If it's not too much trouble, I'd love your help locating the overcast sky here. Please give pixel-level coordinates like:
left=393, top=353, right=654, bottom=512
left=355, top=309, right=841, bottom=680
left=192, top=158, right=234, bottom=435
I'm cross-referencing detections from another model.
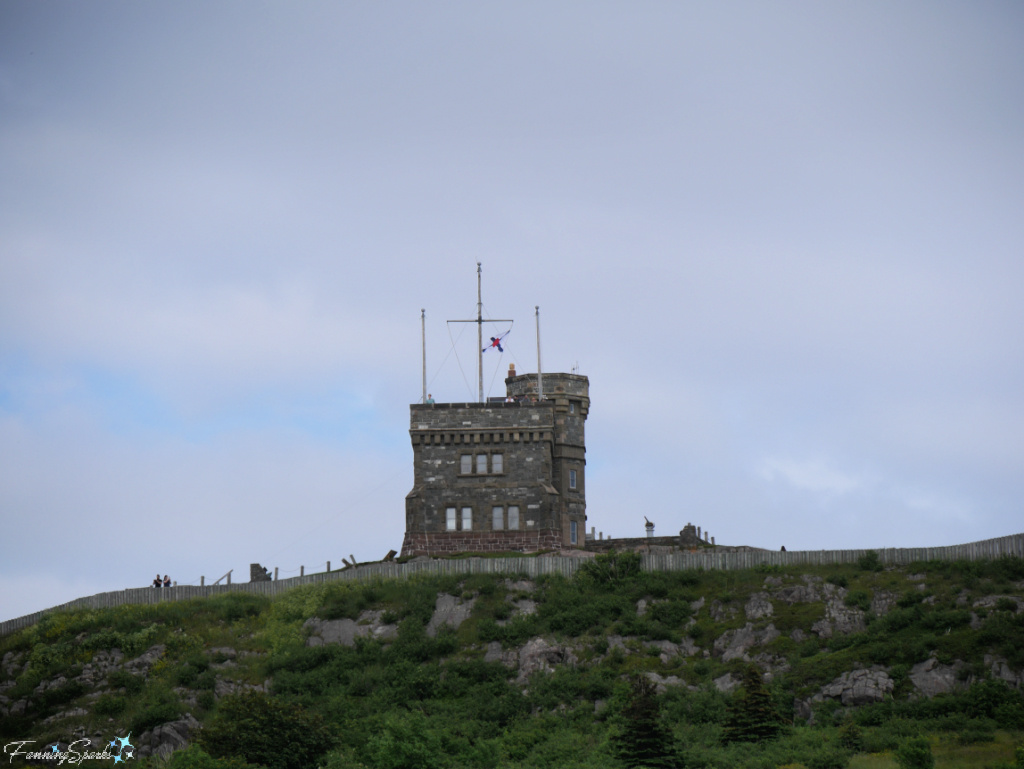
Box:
left=2, top=2, right=1022, bottom=623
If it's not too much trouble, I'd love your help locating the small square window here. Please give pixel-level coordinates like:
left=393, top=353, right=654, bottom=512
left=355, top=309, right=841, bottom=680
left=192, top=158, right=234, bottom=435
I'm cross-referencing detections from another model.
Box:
left=492, top=506, right=504, bottom=530
left=491, top=453, right=503, bottom=473
left=460, top=455, right=472, bottom=474
left=569, top=469, right=577, bottom=490
left=476, top=454, right=488, bottom=474
left=508, top=505, right=519, bottom=530
left=446, top=507, right=457, bottom=531
left=462, top=506, right=473, bottom=530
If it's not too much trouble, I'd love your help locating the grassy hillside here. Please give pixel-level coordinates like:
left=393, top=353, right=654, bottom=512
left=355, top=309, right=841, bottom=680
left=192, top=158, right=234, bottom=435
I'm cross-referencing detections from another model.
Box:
left=1, top=553, right=1023, bottom=768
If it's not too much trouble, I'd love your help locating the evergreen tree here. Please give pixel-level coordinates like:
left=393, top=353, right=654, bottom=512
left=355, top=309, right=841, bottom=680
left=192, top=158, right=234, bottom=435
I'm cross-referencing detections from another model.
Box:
left=721, top=667, right=783, bottom=743
left=611, top=675, right=680, bottom=768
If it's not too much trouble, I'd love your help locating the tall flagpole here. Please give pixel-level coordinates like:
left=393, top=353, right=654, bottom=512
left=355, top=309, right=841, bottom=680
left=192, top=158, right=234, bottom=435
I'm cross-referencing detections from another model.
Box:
left=536, top=306, right=544, bottom=400
left=476, top=263, right=483, bottom=403
left=421, top=308, right=427, bottom=404
left=448, top=263, right=513, bottom=403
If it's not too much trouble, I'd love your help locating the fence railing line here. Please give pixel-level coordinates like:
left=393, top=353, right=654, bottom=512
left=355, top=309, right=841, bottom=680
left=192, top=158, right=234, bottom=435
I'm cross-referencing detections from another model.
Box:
left=2, top=532, right=1021, bottom=637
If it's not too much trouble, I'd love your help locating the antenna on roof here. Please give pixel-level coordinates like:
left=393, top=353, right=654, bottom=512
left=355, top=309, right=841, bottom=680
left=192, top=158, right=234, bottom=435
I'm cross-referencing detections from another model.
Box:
left=536, top=306, right=544, bottom=400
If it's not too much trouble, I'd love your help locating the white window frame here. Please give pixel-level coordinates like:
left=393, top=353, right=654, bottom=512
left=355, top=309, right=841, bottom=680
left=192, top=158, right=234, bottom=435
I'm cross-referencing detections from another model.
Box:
left=460, top=454, right=472, bottom=474
left=508, top=505, right=519, bottom=530
left=569, top=469, right=577, bottom=490
left=476, top=454, right=488, bottom=474
left=446, top=507, right=457, bottom=531
left=491, top=453, right=503, bottom=474
left=492, top=506, right=504, bottom=530
left=462, top=506, right=473, bottom=530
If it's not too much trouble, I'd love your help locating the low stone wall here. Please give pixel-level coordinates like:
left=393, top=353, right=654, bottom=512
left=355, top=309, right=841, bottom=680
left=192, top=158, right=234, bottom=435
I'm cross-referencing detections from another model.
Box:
left=2, top=532, right=1022, bottom=637
left=401, top=529, right=561, bottom=556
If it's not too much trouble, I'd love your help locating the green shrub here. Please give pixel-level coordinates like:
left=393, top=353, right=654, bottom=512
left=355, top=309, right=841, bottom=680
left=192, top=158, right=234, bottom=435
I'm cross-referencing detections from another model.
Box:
left=576, top=551, right=642, bottom=585
left=161, top=745, right=264, bottom=768
left=366, top=710, right=442, bottom=769
left=837, top=722, right=863, bottom=752
left=648, top=600, right=693, bottom=628
left=995, top=597, right=1018, bottom=612
left=200, top=692, right=334, bottom=769
left=807, top=748, right=850, bottom=769
left=38, top=680, right=87, bottom=709
left=93, top=693, right=129, bottom=716
left=895, top=736, right=933, bottom=769
left=131, top=699, right=184, bottom=736
left=844, top=591, right=870, bottom=612
left=857, top=551, right=882, bottom=572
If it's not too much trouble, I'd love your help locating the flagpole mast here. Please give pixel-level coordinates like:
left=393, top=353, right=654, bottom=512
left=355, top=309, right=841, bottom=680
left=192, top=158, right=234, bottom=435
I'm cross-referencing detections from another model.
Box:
left=536, top=305, right=544, bottom=400
left=476, top=262, right=483, bottom=403
left=421, top=308, right=427, bottom=404
left=447, top=263, right=512, bottom=404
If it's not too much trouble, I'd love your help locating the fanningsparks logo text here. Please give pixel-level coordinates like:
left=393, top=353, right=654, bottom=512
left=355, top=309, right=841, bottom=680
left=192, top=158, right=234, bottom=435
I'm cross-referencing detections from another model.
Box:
left=4, top=733, right=135, bottom=764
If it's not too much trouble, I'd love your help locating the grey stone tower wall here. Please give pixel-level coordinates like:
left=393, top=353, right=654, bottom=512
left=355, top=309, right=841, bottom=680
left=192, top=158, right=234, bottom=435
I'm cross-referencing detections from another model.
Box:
left=506, top=371, right=589, bottom=547
left=402, top=401, right=563, bottom=556
left=401, top=369, right=590, bottom=557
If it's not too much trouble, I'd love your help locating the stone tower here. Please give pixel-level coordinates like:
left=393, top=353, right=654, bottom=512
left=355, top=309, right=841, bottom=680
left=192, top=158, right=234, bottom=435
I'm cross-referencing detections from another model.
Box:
left=401, top=364, right=590, bottom=557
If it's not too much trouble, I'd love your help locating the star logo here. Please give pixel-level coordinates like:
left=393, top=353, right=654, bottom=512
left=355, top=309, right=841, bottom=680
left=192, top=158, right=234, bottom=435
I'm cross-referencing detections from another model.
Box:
left=109, top=732, right=135, bottom=762
left=51, top=745, right=60, bottom=753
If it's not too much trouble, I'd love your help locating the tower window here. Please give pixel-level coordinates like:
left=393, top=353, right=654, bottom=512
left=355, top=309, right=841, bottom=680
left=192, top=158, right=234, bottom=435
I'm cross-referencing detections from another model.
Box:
left=569, top=469, right=577, bottom=490
left=446, top=507, right=457, bottom=531
left=570, top=520, right=578, bottom=545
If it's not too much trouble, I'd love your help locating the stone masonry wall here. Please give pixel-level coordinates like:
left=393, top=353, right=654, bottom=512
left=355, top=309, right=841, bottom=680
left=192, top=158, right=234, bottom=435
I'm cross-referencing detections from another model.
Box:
left=401, top=528, right=562, bottom=556
left=405, top=401, right=563, bottom=556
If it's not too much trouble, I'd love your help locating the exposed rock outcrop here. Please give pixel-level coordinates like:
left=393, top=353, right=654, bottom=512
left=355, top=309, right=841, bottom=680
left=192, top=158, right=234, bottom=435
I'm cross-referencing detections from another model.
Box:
left=909, top=657, right=962, bottom=697
left=713, top=623, right=779, bottom=661
left=985, top=655, right=1024, bottom=688
left=713, top=672, right=741, bottom=693
left=516, top=638, right=578, bottom=684
left=426, top=594, right=476, bottom=637
left=483, top=641, right=518, bottom=668
left=744, top=592, right=774, bottom=620
left=136, top=714, right=201, bottom=759
left=304, top=611, right=399, bottom=647
left=811, top=585, right=865, bottom=638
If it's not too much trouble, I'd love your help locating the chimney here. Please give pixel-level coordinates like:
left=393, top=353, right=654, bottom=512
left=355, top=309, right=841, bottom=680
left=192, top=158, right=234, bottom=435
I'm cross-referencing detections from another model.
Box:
left=508, top=363, right=516, bottom=378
